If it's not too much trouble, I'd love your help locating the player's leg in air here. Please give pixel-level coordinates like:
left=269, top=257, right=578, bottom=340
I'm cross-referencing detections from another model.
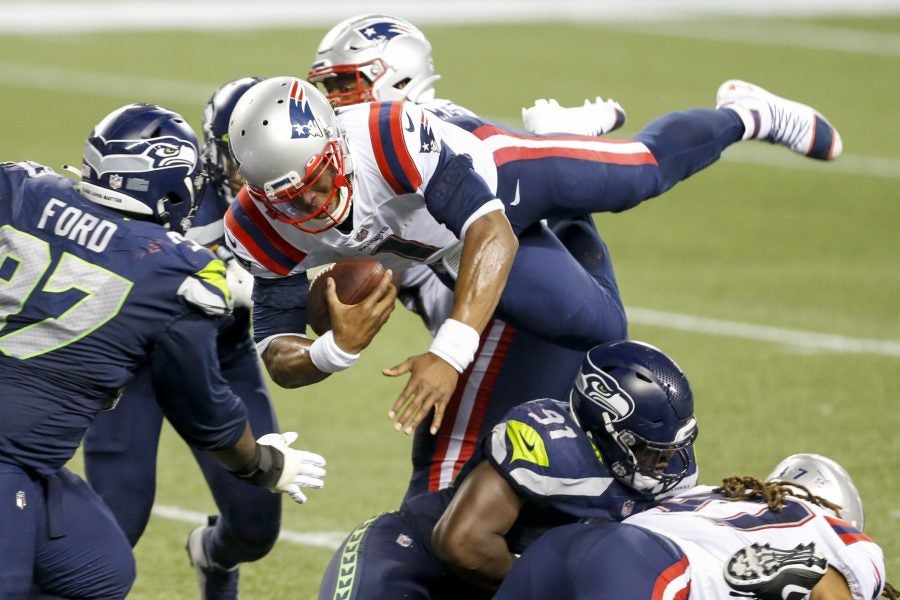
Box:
left=449, top=80, right=840, bottom=350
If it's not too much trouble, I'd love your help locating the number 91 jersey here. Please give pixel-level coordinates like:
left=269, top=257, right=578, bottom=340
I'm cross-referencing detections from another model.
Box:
left=484, top=398, right=698, bottom=550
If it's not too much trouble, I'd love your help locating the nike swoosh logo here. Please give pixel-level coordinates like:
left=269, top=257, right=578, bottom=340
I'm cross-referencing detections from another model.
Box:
left=520, top=433, right=535, bottom=452
left=404, top=112, right=415, bottom=132
left=510, top=179, right=521, bottom=206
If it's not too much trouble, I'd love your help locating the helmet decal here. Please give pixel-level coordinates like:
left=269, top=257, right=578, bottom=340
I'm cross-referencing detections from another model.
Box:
left=575, top=368, right=635, bottom=422
left=418, top=112, right=438, bottom=153
left=84, top=138, right=198, bottom=176
left=289, top=80, right=326, bottom=140
left=355, top=20, right=412, bottom=42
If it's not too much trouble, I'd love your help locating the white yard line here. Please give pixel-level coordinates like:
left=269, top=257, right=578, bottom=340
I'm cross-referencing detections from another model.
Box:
left=151, top=504, right=348, bottom=550
left=627, top=308, right=900, bottom=358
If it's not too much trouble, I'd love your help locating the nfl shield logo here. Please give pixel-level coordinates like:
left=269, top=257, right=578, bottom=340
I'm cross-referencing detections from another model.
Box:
left=109, top=174, right=123, bottom=190
left=16, top=490, right=26, bottom=510
left=354, top=228, right=369, bottom=242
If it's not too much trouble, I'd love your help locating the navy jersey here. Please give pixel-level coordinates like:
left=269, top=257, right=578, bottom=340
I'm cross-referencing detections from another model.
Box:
left=0, top=161, right=246, bottom=474
left=482, top=398, right=698, bottom=551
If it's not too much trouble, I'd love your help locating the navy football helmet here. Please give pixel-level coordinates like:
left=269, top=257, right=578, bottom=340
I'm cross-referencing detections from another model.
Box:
left=202, top=77, right=264, bottom=202
left=79, top=103, right=204, bottom=234
left=570, top=340, right=698, bottom=494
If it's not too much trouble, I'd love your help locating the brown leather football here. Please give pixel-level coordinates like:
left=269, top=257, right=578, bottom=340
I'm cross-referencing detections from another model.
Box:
left=306, top=257, right=386, bottom=335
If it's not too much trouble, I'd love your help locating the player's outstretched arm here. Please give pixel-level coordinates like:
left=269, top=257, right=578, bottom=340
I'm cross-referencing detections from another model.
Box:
left=384, top=210, right=517, bottom=435
left=432, top=461, right=524, bottom=590
left=209, top=423, right=326, bottom=505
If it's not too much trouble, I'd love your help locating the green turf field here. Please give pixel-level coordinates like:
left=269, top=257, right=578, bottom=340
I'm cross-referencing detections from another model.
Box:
left=1, top=12, right=898, bottom=599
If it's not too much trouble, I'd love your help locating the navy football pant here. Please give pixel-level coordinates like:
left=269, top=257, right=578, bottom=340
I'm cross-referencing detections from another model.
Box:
left=318, top=490, right=490, bottom=600
left=494, top=521, right=689, bottom=600
left=452, top=108, right=744, bottom=350
left=83, top=333, right=281, bottom=569
left=0, top=464, right=134, bottom=599
left=405, top=217, right=610, bottom=499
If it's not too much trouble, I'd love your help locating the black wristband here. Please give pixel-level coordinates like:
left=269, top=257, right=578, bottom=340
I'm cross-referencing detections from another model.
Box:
left=234, top=444, right=284, bottom=489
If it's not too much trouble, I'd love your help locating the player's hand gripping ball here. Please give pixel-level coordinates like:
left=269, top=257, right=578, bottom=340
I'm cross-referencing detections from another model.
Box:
left=307, top=257, right=387, bottom=335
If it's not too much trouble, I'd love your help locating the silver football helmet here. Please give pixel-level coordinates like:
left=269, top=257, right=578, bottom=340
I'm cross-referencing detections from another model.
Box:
left=308, top=14, right=440, bottom=107
left=767, top=453, right=865, bottom=531
left=227, top=76, right=353, bottom=233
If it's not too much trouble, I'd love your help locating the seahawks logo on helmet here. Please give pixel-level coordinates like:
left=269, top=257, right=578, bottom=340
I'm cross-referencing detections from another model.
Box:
left=574, top=369, right=635, bottom=422
left=84, top=137, right=198, bottom=175
left=356, top=21, right=411, bottom=42
left=288, top=80, right=325, bottom=140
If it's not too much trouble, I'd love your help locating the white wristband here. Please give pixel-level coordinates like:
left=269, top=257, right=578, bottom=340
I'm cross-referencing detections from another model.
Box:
left=428, top=319, right=480, bottom=373
left=309, top=330, right=360, bottom=374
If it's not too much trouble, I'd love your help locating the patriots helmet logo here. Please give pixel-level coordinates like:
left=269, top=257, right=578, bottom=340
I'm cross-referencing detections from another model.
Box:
left=356, top=21, right=412, bottom=42
left=574, top=368, right=635, bottom=422
left=419, top=113, right=438, bottom=153
left=288, top=80, right=326, bottom=140
left=83, top=137, right=198, bottom=175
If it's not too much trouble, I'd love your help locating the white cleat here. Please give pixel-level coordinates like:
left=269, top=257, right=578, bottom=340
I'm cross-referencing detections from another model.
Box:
left=716, top=79, right=842, bottom=160
left=522, top=97, right=626, bottom=137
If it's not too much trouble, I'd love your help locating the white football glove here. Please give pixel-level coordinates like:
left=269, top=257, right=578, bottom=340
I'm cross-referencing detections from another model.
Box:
left=225, top=258, right=254, bottom=309
left=522, top=97, right=626, bottom=137
left=255, top=432, right=327, bottom=504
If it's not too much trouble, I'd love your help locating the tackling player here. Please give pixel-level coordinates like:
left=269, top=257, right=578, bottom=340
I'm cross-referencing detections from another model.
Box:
left=82, top=78, right=287, bottom=599
left=494, top=454, right=895, bottom=600
left=0, top=103, right=326, bottom=598
left=316, top=340, right=699, bottom=598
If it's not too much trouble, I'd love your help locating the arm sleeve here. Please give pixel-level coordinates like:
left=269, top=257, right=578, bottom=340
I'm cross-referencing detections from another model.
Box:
left=250, top=272, right=311, bottom=344
left=423, top=143, right=504, bottom=238
left=150, top=312, right=248, bottom=451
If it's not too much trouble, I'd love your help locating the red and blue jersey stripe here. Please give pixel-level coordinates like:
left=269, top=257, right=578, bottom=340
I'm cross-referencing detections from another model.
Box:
left=470, top=123, right=658, bottom=167
left=368, top=102, right=423, bottom=195
left=825, top=515, right=872, bottom=545
left=224, top=188, right=307, bottom=276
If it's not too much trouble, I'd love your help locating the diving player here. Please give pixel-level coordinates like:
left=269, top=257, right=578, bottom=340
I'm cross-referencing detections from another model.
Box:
left=223, top=71, right=843, bottom=441
left=316, top=340, right=699, bottom=598
left=0, top=102, right=325, bottom=598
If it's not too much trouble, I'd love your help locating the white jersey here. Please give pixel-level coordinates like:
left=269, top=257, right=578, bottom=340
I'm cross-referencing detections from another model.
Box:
left=224, top=100, right=502, bottom=280
left=625, top=485, right=887, bottom=600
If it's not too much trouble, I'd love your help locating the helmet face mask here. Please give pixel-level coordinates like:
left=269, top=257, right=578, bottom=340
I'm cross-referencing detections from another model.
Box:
left=308, top=14, right=440, bottom=107
left=228, top=77, right=353, bottom=233
left=201, top=76, right=264, bottom=202
left=570, top=340, right=698, bottom=495
left=80, top=103, right=204, bottom=235
left=766, top=453, right=866, bottom=531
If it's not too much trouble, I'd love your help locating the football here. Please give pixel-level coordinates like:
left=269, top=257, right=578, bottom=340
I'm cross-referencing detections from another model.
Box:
left=306, top=257, right=387, bottom=335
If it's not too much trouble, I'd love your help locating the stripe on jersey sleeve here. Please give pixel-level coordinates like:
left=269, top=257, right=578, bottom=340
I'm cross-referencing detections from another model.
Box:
left=825, top=515, right=873, bottom=545
left=224, top=190, right=306, bottom=276
left=471, top=123, right=658, bottom=167
left=369, top=102, right=422, bottom=194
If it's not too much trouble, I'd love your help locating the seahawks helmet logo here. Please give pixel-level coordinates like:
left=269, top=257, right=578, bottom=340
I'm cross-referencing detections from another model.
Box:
left=575, top=369, right=634, bottom=422
left=84, top=137, right=198, bottom=175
